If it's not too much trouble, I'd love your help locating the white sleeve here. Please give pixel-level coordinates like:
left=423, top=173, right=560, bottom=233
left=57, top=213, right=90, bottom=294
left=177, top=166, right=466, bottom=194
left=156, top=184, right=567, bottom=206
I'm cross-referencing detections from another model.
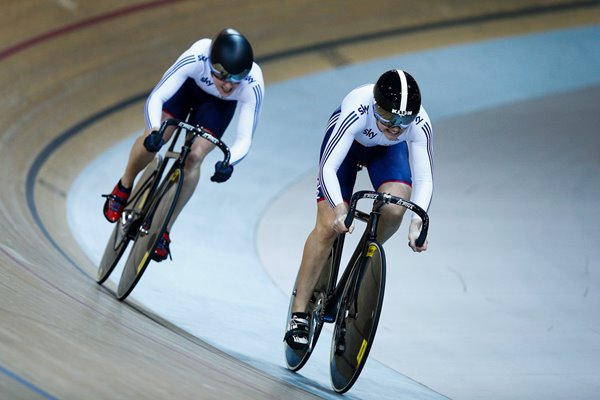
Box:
left=229, top=68, right=265, bottom=165
left=144, top=48, right=201, bottom=128
left=319, top=108, right=361, bottom=208
left=408, top=118, right=434, bottom=220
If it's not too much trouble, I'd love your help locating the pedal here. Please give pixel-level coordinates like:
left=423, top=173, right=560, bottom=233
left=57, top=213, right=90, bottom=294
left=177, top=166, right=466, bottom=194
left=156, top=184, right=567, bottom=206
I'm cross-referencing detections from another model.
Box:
left=139, top=221, right=150, bottom=235
left=119, top=210, right=132, bottom=226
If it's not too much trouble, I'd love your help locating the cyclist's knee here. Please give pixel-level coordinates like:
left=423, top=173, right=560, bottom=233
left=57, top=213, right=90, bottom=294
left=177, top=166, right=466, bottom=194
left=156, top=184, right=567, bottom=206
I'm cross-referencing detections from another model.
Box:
left=186, top=140, right=214, bottom=168
left=314, top=220, right=339, bottom=245
left=185, top=151, right=205, bottom=169
left=381, top=203, right=407, bottom=223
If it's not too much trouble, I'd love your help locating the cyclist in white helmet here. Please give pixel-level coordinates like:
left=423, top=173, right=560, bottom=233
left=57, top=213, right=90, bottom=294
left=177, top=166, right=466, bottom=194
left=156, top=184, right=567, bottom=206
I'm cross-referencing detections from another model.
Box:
left=285, top=69, right=434, bottom=350
left=102, top=28, right=264, bottom=261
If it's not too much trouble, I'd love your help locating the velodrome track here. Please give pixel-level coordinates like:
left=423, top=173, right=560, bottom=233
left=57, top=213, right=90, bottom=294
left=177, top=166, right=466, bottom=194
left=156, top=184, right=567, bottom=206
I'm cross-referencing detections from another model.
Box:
left=2, top=1, right=599, bottom=399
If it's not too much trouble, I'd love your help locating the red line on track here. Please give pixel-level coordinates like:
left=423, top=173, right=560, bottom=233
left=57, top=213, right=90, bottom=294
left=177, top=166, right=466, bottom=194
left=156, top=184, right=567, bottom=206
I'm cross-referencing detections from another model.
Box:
left=0, top=0, right=187, bottom=61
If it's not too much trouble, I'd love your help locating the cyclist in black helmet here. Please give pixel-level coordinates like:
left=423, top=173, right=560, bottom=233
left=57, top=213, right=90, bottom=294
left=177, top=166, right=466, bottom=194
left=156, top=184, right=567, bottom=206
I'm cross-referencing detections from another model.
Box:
left=284, top=69, right=434, bottom=350
left=102, top=28, right=264, bottom=261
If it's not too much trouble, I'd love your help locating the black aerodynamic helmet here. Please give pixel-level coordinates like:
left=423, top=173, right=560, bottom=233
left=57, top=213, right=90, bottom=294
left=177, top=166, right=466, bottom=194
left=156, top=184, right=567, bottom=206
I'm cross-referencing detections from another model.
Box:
left=373, top=69, right=421, bottom=127
left=209, top=28, right=254, bottom=82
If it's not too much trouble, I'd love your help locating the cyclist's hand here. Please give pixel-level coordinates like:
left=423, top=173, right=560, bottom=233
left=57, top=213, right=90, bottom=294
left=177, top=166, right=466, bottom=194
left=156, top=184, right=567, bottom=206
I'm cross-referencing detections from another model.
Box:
left=211, top=161, right=234, bottom=183
left=332, top=203, right=354, bottom=234
left=408, top=219, right=428, bottom=252
left=143, top=130, right=164, bottom=153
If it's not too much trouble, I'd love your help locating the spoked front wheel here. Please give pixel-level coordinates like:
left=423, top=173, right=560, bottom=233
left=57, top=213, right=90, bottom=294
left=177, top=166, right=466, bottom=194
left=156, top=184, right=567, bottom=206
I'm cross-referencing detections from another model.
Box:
left=116, top=167, right=182, bottom=300
left=97, top=155, right=162, bottom=284
left=284, top=290, right=327, bottom=371
left=330, top=242, right=386, bottom=393
left=284, top=245, right=336, bottom=371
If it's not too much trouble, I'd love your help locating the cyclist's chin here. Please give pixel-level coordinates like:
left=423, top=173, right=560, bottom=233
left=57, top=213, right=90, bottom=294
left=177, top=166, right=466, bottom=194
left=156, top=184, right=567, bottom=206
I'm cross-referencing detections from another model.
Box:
left=383, top=131, right=402, bottom=141
left=216, top=83, right=237, bottom=97
left=216, top=88, right=233, bottom=97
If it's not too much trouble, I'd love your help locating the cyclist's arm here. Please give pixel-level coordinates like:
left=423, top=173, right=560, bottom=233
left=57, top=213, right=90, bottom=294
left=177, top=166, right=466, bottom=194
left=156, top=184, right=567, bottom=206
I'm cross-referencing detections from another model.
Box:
left=228, top=67, right=265, bottom=166
left=144, top=43, right=205, bottom=129
left=407, top=119, right=434, bottom=222
left=319, top=109, right=360, bottom=208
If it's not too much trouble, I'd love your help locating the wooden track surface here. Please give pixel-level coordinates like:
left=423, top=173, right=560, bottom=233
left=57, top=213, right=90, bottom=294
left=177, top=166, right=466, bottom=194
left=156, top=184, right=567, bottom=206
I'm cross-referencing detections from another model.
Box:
left=1, top=1, right=599, bottom=398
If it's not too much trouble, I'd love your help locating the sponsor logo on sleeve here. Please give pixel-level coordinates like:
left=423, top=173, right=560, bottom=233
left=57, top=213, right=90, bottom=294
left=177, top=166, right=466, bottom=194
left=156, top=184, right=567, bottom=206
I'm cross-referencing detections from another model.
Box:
left=358, top=104, right=369, bottom=115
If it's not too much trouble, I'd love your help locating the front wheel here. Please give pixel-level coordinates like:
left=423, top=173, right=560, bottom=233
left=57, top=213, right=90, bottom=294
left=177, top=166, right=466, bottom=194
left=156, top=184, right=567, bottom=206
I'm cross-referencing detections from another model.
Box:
left=330, top=242, right=386, bottom=393
left=116, top=167, right=182, bottom=300
left=96, top=155, right=162, bottom=284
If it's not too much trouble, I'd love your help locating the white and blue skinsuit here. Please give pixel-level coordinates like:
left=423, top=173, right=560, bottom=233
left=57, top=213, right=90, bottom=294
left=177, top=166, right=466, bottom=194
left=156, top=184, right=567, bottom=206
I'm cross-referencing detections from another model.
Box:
left=144, top=38, right=265, bottom=166
left=317, top=84, right=434, bottom=219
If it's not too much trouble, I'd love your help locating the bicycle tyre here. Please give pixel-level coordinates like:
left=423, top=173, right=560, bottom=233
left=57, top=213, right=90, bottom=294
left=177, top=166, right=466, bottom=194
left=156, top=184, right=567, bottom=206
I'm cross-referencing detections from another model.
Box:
left=284, top=246, right=336, bottom=371
left=97, top=156, right=162, bottom=284
left=330, top=242, right=386, bottom=393
left=116, top=167, right=182, bottom=300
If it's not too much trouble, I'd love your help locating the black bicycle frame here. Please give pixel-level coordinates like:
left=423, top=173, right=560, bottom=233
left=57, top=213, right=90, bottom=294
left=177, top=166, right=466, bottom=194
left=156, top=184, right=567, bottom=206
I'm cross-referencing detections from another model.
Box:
left=322, top=190, right=429, bottom=323
left=322, top=209, right=376, bottom=322
left=136, top=118, right=231, bottom=231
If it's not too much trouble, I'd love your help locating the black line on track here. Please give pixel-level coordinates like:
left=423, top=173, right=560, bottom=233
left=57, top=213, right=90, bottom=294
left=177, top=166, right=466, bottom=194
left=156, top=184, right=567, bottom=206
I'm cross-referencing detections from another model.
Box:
left=19, top=3, right=597, bottom=396
left=24, top=1, right=600, bottom=276
left=25, top=92, right=149, bottom=277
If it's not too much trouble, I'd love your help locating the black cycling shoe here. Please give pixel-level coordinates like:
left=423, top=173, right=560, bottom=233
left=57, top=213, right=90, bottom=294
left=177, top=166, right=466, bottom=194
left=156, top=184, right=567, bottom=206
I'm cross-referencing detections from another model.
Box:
left=284, top=312, right=309, bottom=350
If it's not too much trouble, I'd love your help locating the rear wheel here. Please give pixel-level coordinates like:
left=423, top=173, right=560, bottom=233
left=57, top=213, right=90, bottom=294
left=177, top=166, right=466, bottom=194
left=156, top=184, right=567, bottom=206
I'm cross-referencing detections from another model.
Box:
left=284, top=243, right=337, bottom=371
left=97, top=156, right=162, bottom=284
left=116, top=167, right=182, bottom=300
left=330, top=242, right=385, bottom=393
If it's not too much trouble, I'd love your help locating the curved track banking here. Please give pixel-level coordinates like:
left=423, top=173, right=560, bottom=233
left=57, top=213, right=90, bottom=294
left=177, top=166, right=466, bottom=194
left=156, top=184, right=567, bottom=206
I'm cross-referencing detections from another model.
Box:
left=1, top=1, right=599, bottom=398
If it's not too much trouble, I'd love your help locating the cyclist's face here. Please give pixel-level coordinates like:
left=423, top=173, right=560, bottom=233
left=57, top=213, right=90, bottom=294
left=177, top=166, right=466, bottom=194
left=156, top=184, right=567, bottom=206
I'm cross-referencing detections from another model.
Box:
left=212, top=75, right=240, bottom=97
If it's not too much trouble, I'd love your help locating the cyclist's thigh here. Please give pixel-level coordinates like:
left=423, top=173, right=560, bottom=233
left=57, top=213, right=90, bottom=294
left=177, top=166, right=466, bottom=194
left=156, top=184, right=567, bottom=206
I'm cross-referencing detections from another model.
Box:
left=186, top=94, right=234, bottom=167
left=190, top=97, right=236, bottom=139
left=163, top=78, right=237, bottom=138
left=369, top=143, right=412, bottom=218
left=367, top=141, right=412, bottom=190
left=162, top=78, right=200, bottom=121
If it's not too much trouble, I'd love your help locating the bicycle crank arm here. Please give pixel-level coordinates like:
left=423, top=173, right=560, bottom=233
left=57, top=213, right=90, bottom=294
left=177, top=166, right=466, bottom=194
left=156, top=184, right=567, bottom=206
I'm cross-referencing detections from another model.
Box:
left=323, top=296, right=341, bottom=323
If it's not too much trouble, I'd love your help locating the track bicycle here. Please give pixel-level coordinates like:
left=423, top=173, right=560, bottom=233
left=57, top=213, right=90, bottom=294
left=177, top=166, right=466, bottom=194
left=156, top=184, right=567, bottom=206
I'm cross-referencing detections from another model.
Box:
left=96, top=117, right=230, bottom=300
left=284, top=190, right=429, bottom=393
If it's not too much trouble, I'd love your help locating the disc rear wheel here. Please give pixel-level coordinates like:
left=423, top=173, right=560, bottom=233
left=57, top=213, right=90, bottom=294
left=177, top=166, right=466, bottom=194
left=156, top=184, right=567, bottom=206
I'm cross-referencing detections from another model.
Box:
left=330, top=242, right=385, bottom=393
